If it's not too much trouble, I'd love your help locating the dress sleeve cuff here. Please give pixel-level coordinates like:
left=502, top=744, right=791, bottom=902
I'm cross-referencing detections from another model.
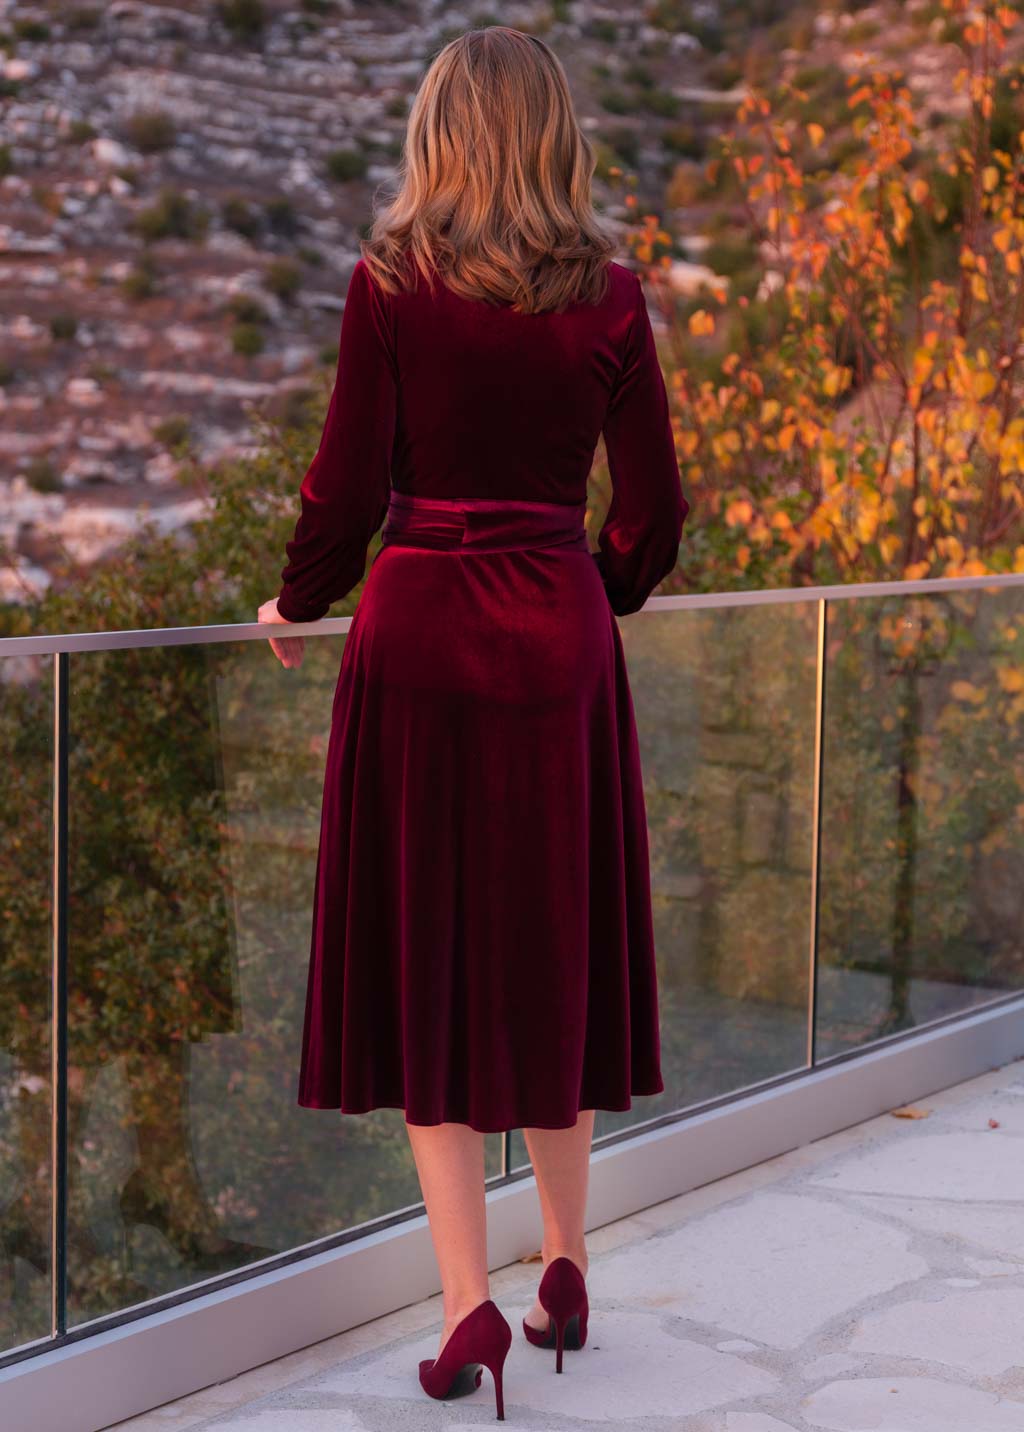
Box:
left=275, top=587, right=328, bottom=624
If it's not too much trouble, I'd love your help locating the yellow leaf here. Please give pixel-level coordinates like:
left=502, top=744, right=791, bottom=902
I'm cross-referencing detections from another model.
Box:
left=807, top=122, right=825, bottom=147
left=983, top=165, right=1000, bottom=192
left=725, top=498, right=753, bottom=527
left=761, top=398, right=781, bottom=424
left=678, top=430, right=700, bottom=458
left=997, top=667, right=1024, bottom=693
left=689, top=308, right=715, bottom=337
left=778, top=424, right=797, bottom=452
left=910, top=178, right=929, bottom=204
left=951, top=680, right=985, bottom=703
left=891, top=1105, right=931, bottom=1119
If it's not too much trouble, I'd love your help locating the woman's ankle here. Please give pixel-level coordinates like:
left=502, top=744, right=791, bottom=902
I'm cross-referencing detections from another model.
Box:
left=542, top=1241, right=588, bottom=1275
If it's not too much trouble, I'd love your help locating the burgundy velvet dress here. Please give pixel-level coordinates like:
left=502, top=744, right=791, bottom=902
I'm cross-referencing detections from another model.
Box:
left=277, top=255, right=689, bottom=1132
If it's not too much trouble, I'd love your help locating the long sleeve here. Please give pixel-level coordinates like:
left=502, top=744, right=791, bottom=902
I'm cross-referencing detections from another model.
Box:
left=594, top=273, right=689, bottom=616
left=276, top=258, right=397, bottom=623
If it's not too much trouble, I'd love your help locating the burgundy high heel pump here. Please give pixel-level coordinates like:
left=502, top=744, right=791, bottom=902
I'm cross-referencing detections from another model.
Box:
left=418, top=1298, right=512, bottom=1420
left=522, top=1255, right=589, bottom=1372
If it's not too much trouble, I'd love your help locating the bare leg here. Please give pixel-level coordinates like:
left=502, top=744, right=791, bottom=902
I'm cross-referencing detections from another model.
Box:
left=405, top=1120, right=491, bottom=1359
left=521, top=1109, right=594, bottom=1331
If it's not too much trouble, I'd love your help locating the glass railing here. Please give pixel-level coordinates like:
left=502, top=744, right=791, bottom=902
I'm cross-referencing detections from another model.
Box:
left=2, top=571, right=1022, bottom=1362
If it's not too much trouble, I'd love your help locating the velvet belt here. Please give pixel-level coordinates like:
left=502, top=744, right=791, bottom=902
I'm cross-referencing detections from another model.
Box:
left=380, top=491, right=591, bottom=556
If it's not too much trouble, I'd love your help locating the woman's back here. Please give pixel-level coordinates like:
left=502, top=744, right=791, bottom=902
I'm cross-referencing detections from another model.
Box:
left=386, top=258, right=653, bottom=504
left=276, top=255, right=687, bottom=622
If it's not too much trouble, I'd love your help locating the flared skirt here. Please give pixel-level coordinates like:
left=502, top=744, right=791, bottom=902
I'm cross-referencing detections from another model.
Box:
left=296, top=494, right=664, bottom=1132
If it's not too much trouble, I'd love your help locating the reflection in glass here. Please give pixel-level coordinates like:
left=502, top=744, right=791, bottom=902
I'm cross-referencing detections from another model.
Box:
left=816, top=585, right=1024, bottom=1058
left=511, top=600, right=819, bottom=1168
left=66, top=633, right=498, bottom=1327
left=0, top=653, right=53, bottom=1350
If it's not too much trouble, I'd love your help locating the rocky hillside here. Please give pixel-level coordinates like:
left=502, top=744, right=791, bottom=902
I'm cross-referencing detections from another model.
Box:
left=0, top=0, right=994, bottom=606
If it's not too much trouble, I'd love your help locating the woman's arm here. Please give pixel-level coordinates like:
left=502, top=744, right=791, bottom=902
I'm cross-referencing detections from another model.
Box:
left=275, top=258, right=397, bottom=624
left=595, top=272, right=689, bottom=616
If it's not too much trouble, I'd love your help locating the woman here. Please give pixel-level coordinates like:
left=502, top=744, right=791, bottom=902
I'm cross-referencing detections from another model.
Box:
left=258, top=26, right=688, bottom=1422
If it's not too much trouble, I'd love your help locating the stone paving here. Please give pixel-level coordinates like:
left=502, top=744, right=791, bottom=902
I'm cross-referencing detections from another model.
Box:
left=108, top=1055, right=1024, bottom=1431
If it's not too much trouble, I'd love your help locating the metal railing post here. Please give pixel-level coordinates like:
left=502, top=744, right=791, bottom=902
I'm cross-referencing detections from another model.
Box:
left=51, top=651, right=69, bottom=1336
left=806, top=599, right=828, bottom=1069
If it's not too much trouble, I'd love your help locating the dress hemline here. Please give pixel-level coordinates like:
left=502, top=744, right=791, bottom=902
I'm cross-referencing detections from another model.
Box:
left=296, top=1080, right=665, bottom=1134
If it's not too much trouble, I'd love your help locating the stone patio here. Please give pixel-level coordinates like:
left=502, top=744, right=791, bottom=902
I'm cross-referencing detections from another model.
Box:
left=107, top=1055, right=1024, bottom=1432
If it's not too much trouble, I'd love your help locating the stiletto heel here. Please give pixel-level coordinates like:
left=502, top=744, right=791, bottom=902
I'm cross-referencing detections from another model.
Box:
left=522, top=1254, right=589, bottom=1372
left=489, top=1356, right=505, bottom=1420
left=418, top=1297, right=512, bottom=1420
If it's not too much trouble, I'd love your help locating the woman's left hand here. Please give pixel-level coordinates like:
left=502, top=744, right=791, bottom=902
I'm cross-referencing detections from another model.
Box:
left=258, top=597, right=307, bottom=670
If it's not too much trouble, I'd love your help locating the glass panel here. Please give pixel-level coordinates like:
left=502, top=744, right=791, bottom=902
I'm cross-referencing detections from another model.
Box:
left=510, top=600, right=819, bottom=1169
left=67, top=633, right=499, bottom=1326
left=0, top=651, right=54, bottom=1350
left=816, top=584, right=1024, bottom=1059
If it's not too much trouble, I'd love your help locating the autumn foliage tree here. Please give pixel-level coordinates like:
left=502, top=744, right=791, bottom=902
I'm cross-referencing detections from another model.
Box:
left=621, top=0, right=1024, bottom=596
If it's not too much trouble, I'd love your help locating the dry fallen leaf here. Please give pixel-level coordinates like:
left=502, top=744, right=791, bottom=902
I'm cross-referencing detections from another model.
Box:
left=890, top=1105, right=931, bottom=1119
left=989, top=1117, right=1001, bottom=1128
left=520, top=1250, right=544, bottom=1263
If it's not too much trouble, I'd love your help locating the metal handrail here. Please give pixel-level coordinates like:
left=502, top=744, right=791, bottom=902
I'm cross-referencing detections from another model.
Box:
left=1, top=571, right=1021, bottom=657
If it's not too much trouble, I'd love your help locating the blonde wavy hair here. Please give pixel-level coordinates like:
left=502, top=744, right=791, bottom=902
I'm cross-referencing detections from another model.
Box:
left=360, top=26, right=616, bottom=315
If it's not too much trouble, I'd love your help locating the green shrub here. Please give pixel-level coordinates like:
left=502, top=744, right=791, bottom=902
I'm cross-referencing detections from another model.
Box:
left=153, top=415, right=192, bottom=453
left=599, top=89, right=632, bottom=116
left=231, top=322, right=265, bottom=356
left=68, top=119, right=96, bottom=144
left=326, top=147, right=367, bottom=182
left=216, top=0, right=266, bottom=39
left=221, top=193, right=261, bottom=239
left=605, top=126, right=640, bottom=167
left=226, top=293, right=269, bottom=324
left=640, top=88, right=680, bottom=118
left=25, top=457, right=61, bottom=491
left=663, top=121, right=704, bottom=159
left=14, top=18, right=50, bottom=41
left=0, top=144, right=12, bottom=177
left=134, top=189, right=209, bottom=243
left=846, top=19, right=881, bottom=44
left=124, top=109, right=177, bottom=154
left=49, top=313, right=78, bottom=341
left=624, top=62, right=654, bottom=89
left=264, top=196, right=298, bottom=236
left=262, top=258, right=301, bottom=302
left=122, top=254, right=159, bottom=300
left=705, top=234, right=758, bottom=278
left=592, top=142, right=622, bottom=182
